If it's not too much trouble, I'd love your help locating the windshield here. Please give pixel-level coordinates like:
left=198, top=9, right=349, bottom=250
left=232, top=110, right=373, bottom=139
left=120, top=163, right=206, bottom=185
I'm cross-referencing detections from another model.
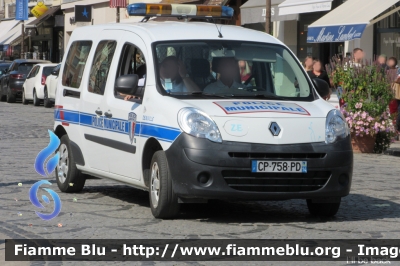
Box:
left=153, top=41, right=314, bottom=101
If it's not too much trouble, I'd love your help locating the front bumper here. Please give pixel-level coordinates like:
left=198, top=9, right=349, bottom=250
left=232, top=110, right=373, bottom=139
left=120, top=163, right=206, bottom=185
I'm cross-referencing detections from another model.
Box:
left=165, top=134, right=353, bottom=201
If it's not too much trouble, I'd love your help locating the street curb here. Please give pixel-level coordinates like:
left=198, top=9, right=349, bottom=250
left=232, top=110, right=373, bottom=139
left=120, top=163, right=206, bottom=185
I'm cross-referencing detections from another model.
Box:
left=384, top=148, right=400, bottom=157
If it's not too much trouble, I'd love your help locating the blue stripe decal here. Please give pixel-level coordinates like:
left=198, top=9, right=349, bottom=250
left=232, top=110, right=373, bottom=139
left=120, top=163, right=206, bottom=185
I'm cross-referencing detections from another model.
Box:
left=140, top=123, right=181, bottom=142
left=55, top=109, right=181, bottom=142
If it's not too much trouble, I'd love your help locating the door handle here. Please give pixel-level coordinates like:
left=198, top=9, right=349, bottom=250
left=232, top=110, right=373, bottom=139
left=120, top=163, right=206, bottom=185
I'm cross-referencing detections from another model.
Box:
left=104, top=111, right=112, bottom=118
left=95, top=109, right=102, bottom=116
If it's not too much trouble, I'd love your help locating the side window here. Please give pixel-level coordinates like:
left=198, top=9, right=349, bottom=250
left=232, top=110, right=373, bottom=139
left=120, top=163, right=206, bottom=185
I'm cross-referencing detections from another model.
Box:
left=33, top=66, right=40, bottom=77
left=62, top=41, right=92, bottom=88
left=115, top=43, right=146, bottom=99
left=269, top=54, right=299, bottom=97
left=9, top=62, right=16, bottom=71
left=28, top=66, right=38, bottom=78
left=88, top=40, right=117, bottom=95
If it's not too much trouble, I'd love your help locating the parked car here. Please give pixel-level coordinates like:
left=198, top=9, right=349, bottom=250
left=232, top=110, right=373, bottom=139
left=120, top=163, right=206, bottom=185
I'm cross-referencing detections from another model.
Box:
left=0, top=62, right=12, bottom=101
left=0, top=59, right=51, bottom=103
left=43, top=64, right=61, bottom=108
left=22, top=63, right=57, bottom=106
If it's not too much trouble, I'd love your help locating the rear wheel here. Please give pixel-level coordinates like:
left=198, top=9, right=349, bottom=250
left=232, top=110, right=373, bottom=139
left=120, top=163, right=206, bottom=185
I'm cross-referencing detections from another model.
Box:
left=0, top=88, right=5, bottom=101
left=33, top=89, right=40, bottom=106
left=21, top=88, right=28, bottom=105
left=6, top=88, right=16, bottom=103
left=55, top=134, right=86, bottom=193
left=43, top=87, right=51, bottom=108
left=149, top=151, right=180, bottom=219
left=306, top=199, right=341, bottom=217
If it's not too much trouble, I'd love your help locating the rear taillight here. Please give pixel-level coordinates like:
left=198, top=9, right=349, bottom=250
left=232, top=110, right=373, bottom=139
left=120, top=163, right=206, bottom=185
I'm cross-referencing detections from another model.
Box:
left=10, top=74, right=23, bottom=79
left=41, top=75, right=46, bottom=85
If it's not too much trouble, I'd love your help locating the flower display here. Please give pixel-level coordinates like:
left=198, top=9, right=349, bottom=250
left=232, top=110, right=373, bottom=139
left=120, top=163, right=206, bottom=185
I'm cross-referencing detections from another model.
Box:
left=327, top=56, right=398, bottom=153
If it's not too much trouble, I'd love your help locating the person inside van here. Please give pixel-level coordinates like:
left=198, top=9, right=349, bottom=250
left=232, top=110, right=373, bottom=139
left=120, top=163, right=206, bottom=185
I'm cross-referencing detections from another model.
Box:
left=203, top=57, right=243, bottom=94
left=123, top=56, right=200, bottom=101
left=159, top=56, right=200, bottom=93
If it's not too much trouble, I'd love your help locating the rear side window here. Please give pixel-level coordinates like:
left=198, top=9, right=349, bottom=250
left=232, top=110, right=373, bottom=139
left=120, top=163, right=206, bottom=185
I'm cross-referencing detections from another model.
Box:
left=62, top=41, right=92, bottom=88
left=88, top=40, right=117, bottom=95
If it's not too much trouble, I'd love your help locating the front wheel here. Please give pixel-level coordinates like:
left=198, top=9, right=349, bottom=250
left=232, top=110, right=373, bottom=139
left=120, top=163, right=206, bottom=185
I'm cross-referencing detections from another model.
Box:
left=22, top=88, right=28, bottom=105
left=306, top=199, right=341, bottom=217
left=149, top=151, right=180, bottom=219
left=55, top=134, right=86, bottom=193
left=33, top=89, right=40, bottom=106
left=43, top=87, right=51, bottom=108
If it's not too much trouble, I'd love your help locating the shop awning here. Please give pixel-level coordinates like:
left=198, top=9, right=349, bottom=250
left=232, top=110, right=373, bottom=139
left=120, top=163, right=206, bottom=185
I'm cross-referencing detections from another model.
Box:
left=0, top=20, right=20, bottom=40
left=26, top=6, right=61, bottom=28
left=307, top=0, right=400, bottom=43
left=278, top=0, right=333, bottom=16
left=0, top=17, right=36, bottom=45
left=240, top=0, right=298, bottom=25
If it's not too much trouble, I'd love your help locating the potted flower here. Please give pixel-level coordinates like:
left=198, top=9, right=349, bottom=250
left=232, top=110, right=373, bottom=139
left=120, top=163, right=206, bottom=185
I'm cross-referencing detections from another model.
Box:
left=327, top=56, right=397, bottom=153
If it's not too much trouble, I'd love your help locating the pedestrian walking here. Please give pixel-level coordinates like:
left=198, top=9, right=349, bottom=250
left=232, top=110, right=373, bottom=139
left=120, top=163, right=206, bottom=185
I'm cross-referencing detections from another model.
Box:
left=378, top=54, right=388, bottom=71
left=307, top=59, right=332, bottom=100
left=304, top=56, right=313, bottom=71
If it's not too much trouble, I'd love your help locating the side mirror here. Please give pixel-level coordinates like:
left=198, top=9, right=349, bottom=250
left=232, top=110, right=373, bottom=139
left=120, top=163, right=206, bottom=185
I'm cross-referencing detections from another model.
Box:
left=312, top=78, right=330, bottom=99
left=115, top=74, right=139, bottom=95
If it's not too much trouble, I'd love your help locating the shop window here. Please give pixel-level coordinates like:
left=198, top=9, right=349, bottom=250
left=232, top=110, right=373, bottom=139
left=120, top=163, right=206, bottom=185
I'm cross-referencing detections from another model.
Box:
left=62, top=41, right=92, bottom=89
left=88, top=40, right=117, bottom=95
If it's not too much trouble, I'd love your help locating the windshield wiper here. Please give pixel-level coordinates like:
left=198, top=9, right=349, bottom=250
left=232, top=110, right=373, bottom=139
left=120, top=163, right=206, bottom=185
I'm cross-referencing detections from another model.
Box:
left=190, top=92, right=233, bottom=98
left=252, top=94, right=287, bottom=100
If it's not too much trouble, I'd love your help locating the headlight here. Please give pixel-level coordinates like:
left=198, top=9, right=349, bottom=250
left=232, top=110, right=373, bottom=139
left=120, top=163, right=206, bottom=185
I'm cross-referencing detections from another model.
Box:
left=325, top=109, right=349, bottom=144
left=178, top=107, right=222, bottom=143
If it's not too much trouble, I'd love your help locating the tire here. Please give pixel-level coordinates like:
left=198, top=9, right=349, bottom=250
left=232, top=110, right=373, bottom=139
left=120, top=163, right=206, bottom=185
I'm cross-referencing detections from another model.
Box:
left=21, top=88, right=28, bottom=105
left=306, top=199, right=341, bottom=217
left=149, top=151, right=180, bottom=219
left=55, top=134, right=86, bottom=193
left=0, top=87, right=5, bottom=101
left=43, top=87, right=51, bottom=108
left=6, top=88, right=16, bottom=103
left=33, top=89, right=40, bottom=106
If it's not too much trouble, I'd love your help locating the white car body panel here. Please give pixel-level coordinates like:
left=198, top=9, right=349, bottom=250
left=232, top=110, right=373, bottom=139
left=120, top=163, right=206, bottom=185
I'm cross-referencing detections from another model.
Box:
left=45, top=64, right=60, bottom=100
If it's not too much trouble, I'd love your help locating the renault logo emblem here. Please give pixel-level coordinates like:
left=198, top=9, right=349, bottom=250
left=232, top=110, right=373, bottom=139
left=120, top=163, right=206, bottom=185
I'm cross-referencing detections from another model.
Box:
left=269, top=122, right=281, bottom=136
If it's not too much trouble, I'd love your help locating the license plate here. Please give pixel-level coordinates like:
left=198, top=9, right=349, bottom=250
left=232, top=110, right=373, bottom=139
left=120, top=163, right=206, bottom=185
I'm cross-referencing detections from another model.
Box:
left=251, top=161, right=307, bottom=173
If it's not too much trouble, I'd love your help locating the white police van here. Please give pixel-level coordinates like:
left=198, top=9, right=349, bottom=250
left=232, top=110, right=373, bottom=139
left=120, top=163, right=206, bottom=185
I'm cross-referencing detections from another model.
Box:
left=53, top=3, right=353, bottom=218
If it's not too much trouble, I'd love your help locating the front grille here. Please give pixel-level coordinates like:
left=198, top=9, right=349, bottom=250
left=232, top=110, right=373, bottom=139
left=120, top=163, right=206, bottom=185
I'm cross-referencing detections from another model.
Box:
left=228, top=152, right=326, bottom=159
left=222, top=170, right=331, bottom=192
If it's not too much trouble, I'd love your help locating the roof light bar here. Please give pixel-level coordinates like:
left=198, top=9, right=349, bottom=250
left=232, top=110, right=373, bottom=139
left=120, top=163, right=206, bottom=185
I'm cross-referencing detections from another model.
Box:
left=127, top=3, right=234, bottom=19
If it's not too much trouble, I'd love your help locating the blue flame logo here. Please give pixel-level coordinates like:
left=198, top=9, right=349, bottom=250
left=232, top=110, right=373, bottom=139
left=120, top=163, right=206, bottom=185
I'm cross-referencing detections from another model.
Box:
left=29, top=180, right=62, bottom=220
left=34, top=130, right=60, bottom=177
left=30, top=130, right=62, bottom=221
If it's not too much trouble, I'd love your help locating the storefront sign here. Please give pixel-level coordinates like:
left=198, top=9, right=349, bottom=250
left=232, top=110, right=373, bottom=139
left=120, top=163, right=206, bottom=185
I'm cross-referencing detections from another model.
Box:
left=31, top=1, right=49, bottom=18
left=15, top=0, right=28, bottom=20
left=307, top=24, right=367, bottom=43
left=75, top=5, right=92, bottom=22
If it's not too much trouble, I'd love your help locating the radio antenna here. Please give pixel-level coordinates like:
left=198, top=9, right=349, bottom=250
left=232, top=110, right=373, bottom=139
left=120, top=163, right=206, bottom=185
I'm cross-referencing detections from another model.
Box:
left=212, top=18, right=223, bottom=38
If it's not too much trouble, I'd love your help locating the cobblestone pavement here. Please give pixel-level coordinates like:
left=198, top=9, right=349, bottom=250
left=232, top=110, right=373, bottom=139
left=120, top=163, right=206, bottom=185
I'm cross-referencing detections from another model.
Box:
left=1, top=101, right=400, bottom=266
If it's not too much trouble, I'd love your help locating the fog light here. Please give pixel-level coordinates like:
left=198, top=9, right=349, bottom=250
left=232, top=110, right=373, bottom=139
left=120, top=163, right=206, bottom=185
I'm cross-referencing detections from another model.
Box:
left=197, top=172, right=211, bottom=186
left=338, top=174, right=349, bottom=186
